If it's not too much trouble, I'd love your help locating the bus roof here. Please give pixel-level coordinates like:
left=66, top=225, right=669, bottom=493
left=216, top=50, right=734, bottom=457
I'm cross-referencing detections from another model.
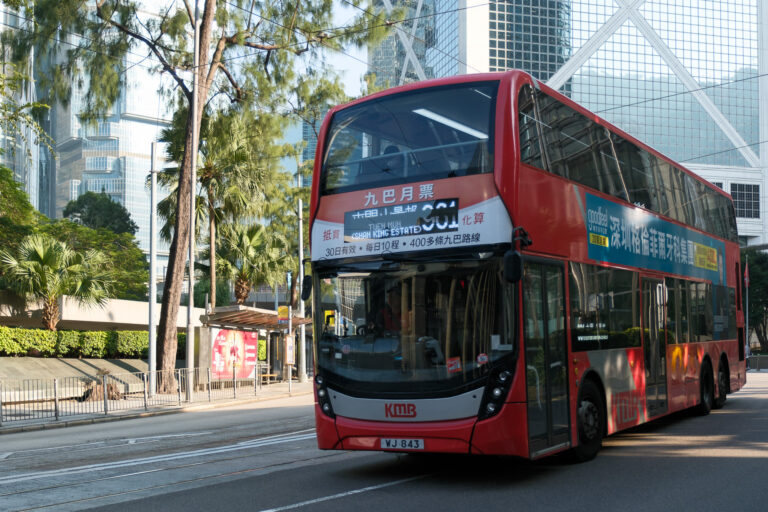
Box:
left=322, top=70, right=732, bottom=203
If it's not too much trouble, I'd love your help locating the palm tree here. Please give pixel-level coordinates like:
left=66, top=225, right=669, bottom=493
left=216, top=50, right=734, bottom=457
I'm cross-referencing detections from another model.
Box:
left=157, top=108, right=290, bottom=309
left=0, top=234, right=113, bottom=330
left=217, top=223, right=288, bottom=305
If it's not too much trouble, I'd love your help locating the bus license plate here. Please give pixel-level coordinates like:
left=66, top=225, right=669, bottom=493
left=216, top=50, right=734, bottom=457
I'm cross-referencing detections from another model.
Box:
left=380, top=438, right=424, bottom=450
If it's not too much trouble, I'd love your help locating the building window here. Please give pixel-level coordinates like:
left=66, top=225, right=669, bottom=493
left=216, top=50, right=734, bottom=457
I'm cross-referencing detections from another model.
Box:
left=731, top=183, right=760, bottom=218
left=712, top=182, right=723, bottom=189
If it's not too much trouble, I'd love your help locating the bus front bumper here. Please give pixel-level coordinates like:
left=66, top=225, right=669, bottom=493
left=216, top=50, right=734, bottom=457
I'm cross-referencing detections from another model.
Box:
left=315, top=402, right=529, bottom=457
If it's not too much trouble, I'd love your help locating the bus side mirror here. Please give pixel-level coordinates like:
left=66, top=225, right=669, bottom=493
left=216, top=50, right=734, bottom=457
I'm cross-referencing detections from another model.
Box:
left=503, top=250, right=523, bottom=283
left=301, top=275, right=313, bottom=301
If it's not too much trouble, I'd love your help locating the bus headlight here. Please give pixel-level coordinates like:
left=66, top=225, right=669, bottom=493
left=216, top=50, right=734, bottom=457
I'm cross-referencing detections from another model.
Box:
left=315, top=374, right=335, bottom=418
left=478, top=368, right=514, bottom=420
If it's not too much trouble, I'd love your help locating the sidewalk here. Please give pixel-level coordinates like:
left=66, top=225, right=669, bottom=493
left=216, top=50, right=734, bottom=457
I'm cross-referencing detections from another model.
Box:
left=0, top=379, right=314, bottom=435
left=0, top=357, right=314, bottom=435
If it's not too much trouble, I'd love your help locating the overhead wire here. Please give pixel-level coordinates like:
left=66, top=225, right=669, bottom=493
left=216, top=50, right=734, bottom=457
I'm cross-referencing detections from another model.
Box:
left=0, top=4, right=764, bottom=167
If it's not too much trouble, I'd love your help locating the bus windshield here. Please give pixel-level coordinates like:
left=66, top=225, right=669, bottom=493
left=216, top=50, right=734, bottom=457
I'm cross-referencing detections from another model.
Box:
left=321, top=81, right=498, bottom=195
left=315, top=257, right=516, bottom=395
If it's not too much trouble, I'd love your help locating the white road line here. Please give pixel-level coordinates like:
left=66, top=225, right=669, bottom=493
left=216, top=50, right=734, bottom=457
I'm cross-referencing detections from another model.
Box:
left=126, top=432, right=213, bottom=444
left=257, top=475, right=430, bottom=512
left=0, top=431, right=316, bottom=485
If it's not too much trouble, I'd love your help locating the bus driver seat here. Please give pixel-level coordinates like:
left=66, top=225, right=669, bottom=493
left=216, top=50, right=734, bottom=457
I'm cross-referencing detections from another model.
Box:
left=381, top=145, right=404, bottom=176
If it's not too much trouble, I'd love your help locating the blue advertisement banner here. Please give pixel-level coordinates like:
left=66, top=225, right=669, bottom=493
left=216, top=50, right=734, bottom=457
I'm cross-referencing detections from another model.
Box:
left=585, top=193, right=726, bottom=285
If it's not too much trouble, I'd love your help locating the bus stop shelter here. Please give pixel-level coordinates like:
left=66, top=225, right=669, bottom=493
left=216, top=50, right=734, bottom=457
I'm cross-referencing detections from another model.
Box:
left=199, top=305, right=312, bottom=382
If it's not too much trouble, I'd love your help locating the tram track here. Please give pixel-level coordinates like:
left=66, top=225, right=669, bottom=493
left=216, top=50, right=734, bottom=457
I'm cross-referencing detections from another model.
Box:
left=0, top=430, right=340, bottom=511
left=8, top=452, right=351, bottom=512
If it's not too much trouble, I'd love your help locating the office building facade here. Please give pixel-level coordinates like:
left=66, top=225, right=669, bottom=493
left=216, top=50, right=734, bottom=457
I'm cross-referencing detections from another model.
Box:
left=369, top=0, right=765, bottom=245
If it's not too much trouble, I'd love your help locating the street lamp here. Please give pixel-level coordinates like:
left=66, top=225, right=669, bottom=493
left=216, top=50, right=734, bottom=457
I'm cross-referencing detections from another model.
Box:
left=298, top=194, right=307, bottom=383
left=148, top=141, right=158, bottom=396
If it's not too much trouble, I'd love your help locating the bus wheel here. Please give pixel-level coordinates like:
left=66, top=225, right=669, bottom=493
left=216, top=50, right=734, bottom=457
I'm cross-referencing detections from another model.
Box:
left=573, top=379, right=604, bottom=462
left=697, top=361, right=714, bottom=415
left=713, top=360, right=728, bottom=409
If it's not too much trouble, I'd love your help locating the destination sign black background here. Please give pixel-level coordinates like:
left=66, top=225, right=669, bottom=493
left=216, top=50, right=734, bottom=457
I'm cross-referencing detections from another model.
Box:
left=344, top=198, right=460, bottom=242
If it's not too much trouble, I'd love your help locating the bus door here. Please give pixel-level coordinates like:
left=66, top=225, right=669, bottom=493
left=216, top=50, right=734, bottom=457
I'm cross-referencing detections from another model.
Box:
left=642, top=277, right=668, bottom=417
left=523, top=260, right=570, bottom=457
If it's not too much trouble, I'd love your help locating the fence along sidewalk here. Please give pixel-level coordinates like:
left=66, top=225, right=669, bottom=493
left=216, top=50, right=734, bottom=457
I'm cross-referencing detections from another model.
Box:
left=0, top=363, right=280, bottom=426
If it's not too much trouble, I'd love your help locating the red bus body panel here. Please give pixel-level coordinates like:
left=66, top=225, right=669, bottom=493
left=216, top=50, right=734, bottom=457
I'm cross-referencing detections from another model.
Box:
left=310, top=69, right=746, bottom=459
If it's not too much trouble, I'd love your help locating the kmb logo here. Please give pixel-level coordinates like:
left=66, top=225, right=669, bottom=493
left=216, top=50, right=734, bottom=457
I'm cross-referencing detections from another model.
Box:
left=384, top=403, right=417, bottom=418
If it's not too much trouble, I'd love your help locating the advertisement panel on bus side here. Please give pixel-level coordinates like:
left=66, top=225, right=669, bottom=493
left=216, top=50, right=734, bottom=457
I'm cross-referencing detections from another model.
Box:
left=311, top=174, right=512, bottom=261
left=585, top=193, right=726, bottom=285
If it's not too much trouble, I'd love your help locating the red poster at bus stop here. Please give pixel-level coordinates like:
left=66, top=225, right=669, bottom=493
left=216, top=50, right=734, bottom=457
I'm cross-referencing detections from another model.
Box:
left=211, top=328, right=259, bottom=380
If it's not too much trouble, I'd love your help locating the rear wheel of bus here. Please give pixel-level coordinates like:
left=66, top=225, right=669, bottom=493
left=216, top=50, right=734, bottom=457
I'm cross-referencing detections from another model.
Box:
left=697, top=361, right=714, bottom=415
left=573, top=379, right=605, bottom=462
left=714, top=358, right=729, bottom=409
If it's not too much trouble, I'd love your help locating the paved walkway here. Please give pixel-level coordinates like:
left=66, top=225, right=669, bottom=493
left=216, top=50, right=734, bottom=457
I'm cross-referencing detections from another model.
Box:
left=0, top=357, right=314, bottom=435
left=0, top=379, right=313, bottom=435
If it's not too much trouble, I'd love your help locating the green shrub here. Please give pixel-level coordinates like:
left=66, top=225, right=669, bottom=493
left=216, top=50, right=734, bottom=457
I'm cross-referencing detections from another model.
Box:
left=0, top=327, right=176, bottom=359
left=0, top=326, right=56, bottom=356
left=80, top=331, right=109, bottom=357
left=177, top=332, right=186, bottom=360
left=114, top=331, right=149, bottom=358
left=56, top=330, right=81, bottom=357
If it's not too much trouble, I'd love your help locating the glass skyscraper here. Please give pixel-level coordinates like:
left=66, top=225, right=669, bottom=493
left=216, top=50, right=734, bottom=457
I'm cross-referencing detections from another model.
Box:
left=47, top=54, right=173, bottom=256
left=368, top=0, right=438, bottom=87
left=368, top=0, right=765, bottom=245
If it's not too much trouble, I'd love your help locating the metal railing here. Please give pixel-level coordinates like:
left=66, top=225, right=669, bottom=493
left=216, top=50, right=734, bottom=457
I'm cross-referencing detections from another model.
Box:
left=747, top=355, right=768, bottom=371
left=0, top=364, right=284, bottom=426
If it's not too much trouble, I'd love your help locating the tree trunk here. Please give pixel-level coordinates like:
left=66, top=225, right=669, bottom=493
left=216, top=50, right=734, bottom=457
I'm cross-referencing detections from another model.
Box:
left=156, top=112, right=195, bottom=393
left=235, top=278, right=250, bottom=305
left=42, top=296, right=59, bottom=331
left=756, top=320, right=768, bottom=353
left=290, top=264, right=298, bottom=308
left=155, top=0, right=216, bottom=393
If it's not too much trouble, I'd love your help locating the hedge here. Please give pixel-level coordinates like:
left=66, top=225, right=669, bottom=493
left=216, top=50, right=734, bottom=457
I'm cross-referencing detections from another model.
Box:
left=0, top=326, right=187, bottom=359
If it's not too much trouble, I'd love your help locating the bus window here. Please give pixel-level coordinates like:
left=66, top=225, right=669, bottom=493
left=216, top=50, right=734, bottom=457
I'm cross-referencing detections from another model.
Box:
left=569, top=263, right=640, bottom=351
left=320, top=82, right=498, bottom=195
left=518, top=86, right=544, bottom=169
left=665, top=278, right=678, bottom=344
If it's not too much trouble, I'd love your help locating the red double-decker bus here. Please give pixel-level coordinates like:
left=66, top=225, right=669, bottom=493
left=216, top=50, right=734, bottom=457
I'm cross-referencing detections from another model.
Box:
left=306, top=70, right=746, bottom=461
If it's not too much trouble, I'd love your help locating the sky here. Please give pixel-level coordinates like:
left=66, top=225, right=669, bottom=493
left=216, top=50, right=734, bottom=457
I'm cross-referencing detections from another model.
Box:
left=328, top=2, right=369, bottom=97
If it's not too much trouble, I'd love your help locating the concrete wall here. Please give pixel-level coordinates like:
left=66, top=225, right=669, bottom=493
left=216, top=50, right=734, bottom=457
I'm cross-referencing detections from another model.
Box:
left=0, top=292, right=205, bottom=332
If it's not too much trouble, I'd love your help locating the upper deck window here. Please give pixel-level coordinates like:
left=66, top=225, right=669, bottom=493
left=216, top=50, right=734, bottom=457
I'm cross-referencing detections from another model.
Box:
left=321, top=82, right=498, bottom=195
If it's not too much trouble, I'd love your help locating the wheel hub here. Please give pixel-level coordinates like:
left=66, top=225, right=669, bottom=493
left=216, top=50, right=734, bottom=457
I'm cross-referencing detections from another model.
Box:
left=579, top=400, right=599, bottom=440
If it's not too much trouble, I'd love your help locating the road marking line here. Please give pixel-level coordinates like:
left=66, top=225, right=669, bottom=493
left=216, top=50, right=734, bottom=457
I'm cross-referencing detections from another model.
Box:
left=0, top=431, right=316, bottom=485
left=126, top=432, right=213, bottom=444
left=257, top=475, right=430, bottom=512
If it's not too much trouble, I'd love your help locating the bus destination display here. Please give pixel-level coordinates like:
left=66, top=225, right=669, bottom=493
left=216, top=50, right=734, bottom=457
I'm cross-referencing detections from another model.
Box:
left=344, top=198, right=459, bottom=242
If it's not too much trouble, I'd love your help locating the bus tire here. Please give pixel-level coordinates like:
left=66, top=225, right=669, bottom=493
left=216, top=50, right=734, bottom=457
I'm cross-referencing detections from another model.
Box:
left=696, top=361, right=714, bottom=416
left=713, top=359, right=728, bottom=409
left=573, top=379, right=604, bottom=462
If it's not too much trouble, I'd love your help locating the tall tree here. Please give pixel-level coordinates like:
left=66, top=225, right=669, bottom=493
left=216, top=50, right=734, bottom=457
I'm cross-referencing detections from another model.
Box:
left=0, top=234, right=114, bottom=330
left=8, top=0, right=391, bottom=387
left=217, top=223, right=288, bottom=304
left=742, top=249, right=768, bottom=353
left=63, top=191, right=139, bottom=235
left=39, top=220, right=148, bottom=301
left=158, top=106, right=293, bottom=310
left=0, top=164, right=38, bottom=254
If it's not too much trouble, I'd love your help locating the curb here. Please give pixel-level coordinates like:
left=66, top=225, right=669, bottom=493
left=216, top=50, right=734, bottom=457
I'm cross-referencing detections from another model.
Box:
left=0, top=389, right=314, bottom=435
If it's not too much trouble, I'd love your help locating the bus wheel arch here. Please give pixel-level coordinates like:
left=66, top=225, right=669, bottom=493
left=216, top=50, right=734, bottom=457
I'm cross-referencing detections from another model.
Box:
left=572, top=373, right=606, bottom=462
left=713, top=354, right=729, bottom=409
left=697, top=357, right=714, bottom=415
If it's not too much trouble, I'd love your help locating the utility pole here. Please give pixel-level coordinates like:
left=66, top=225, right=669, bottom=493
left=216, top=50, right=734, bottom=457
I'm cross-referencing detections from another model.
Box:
left=149, top=142, right=157, bottom=396
left=298, top=173, right=307, bottom=382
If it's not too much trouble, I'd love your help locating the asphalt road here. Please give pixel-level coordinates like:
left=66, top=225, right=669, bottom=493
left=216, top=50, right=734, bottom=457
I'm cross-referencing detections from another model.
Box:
left=2, top=373, right=768, bottom=512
